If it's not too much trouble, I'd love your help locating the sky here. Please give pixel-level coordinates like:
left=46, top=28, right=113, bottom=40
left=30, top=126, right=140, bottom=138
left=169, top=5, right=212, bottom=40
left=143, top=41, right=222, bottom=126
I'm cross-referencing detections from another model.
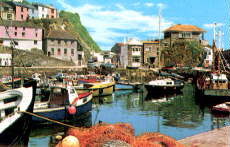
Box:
left=30, top=0, right=229, bottom=50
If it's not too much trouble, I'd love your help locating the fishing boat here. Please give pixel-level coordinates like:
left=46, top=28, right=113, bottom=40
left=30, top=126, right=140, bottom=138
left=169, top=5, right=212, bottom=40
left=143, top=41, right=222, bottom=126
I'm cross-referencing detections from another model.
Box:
left=196, top=39, right=230, bottom=98
left=33, top=86, right=93, bottom=123
left=144, top=78, right=184, bottom=94
left=0, top=80, right=37, bottom=146
left=211, top=102, right=230, bottom=113
left=75, top=80, right=115, bottom=97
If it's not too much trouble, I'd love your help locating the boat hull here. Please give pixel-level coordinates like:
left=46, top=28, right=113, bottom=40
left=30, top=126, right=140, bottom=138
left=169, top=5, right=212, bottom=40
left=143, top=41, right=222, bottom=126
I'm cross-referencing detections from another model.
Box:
left=115, top=84, right=134, bottom=90
left=144, top=84, right=184, bottom=94
left=33, top=100, right=92, bottom=123
left=0, top=80, right=36, bottom=146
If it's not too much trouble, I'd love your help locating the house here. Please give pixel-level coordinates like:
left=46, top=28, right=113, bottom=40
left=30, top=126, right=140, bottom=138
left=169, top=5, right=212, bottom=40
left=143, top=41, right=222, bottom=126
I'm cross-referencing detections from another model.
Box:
left=103, top=51, right=116, bottom=64
left=203, top=47, right=213, bottom=68
left=32, top=3, right=58, bottom=19
left=0, top=2, right=15, bottom=20
left=0, top=53, right=11, bottom=66
left=111, top=43, right=125, bottom=66
left=6, top=1, right=30, bottom=21
left=143, top=41, right=159, bottom=67
left=120, top=38, right=143, bottom=68
left=163, top=24, right=206, bottom=47
left=0, top=20, right=43, bottom=50
left=43, top=30, right=84, bottom=66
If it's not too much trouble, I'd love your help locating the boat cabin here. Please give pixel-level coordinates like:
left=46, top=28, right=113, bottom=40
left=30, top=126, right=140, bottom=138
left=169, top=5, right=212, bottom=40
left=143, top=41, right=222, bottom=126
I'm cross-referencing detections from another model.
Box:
left=210, top=73, right=228, bottom=89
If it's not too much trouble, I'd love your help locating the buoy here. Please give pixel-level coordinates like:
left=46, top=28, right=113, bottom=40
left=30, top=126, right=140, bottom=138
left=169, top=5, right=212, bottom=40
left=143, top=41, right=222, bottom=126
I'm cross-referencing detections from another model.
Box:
left=68, top=105, right=76, bottom=115
left=61, top=135, right=80, bottom=147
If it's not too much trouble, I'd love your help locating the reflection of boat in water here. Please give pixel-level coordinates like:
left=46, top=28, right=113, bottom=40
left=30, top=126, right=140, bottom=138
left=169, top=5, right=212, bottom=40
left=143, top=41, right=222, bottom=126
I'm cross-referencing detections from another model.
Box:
left=0, top=80, right=37, bottom=146
left=114, top=90, right=133, bottom=97
left=145, top=92, right=183, bottom=104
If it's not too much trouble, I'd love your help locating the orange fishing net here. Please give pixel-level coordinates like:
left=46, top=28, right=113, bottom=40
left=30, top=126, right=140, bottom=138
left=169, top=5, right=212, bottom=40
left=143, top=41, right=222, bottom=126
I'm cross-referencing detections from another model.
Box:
left=56, top=123, right=187, bottom=147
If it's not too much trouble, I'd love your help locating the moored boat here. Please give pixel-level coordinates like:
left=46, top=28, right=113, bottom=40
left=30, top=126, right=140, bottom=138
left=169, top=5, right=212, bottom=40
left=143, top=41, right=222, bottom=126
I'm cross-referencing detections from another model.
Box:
left=211, top=102, right=230, bottom=113
left=75, top=81, right=115, bottom=97
left=33, top=86, right=93, bottom=123
left=0, top=80, right=37, bottom=146
left=144, top=78, right=184, bottom=94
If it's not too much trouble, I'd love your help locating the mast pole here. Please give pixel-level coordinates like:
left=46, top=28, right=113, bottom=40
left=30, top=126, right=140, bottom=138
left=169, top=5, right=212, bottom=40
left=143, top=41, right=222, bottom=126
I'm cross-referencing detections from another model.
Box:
left=158, top=8, right=161, bottom=68
left=11, top=45, right=14, bottom=89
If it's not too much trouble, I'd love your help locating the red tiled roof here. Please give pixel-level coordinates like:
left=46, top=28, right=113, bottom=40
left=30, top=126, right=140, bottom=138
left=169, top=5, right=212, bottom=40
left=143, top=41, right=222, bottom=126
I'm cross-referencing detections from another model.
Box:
left=164, top=24, right=206, bottom=32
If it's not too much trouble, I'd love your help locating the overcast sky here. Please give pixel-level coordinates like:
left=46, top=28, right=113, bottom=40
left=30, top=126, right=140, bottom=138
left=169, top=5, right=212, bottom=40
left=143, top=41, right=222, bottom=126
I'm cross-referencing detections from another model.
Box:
left=30, top=0, right=229, bottom=50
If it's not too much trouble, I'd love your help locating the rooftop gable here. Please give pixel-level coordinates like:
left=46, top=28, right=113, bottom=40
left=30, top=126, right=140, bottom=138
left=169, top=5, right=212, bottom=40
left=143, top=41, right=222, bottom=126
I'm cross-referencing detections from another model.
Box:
left=164, top=24, right=206, bottom=33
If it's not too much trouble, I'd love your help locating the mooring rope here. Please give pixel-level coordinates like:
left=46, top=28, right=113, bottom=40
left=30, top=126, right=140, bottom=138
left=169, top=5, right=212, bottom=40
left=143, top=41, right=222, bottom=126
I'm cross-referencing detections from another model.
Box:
left=19, top=111, right=79, bottom=129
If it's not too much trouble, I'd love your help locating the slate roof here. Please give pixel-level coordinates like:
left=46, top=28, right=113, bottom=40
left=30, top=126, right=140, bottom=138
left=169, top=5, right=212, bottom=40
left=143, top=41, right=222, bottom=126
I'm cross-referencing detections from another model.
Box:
left=45, top=30, right=76, bottom=40
left=164, top=24, right=206, bottom=32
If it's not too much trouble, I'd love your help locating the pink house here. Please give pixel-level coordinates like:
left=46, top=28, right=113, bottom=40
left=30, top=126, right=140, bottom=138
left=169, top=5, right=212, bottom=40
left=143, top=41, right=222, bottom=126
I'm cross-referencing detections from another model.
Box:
left=6, top=1, right=29, bottom=21
left=47, top=6, right=57, bottom=19
left=0, top=20, right=43, bottom=50
left=15, top=5, right=29, bottom=21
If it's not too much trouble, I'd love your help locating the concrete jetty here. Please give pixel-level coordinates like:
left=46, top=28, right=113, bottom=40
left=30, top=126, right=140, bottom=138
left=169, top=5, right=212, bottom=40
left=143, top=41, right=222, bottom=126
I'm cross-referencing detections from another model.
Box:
left=179, top=126, right=230, bottom=147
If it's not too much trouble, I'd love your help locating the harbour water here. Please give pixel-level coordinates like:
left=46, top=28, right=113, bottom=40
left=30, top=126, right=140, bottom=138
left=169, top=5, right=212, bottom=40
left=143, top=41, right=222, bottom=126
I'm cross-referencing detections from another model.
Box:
left=28, top=84, right=230, bottom=146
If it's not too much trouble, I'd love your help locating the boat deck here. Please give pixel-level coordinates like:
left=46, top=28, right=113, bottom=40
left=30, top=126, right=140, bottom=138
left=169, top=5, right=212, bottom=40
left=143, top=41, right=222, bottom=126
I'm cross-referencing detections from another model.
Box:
left=179, top=126, right=230, bottom=147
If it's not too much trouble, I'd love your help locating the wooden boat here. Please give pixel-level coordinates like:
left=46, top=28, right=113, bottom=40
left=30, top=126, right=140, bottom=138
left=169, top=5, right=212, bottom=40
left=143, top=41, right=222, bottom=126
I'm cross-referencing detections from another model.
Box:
left=196, top=41, right=230, bottom=98
left=144, top=78, right=184, bottom=94
left=33, top=86, right=93, bottom=123
left=115, top=83, right=134, bottom=90
left=0, top=80, right=37, bottom=146
left=75, top=81, right=115, bottom=97
left=211, top=102, right=230, bottom=113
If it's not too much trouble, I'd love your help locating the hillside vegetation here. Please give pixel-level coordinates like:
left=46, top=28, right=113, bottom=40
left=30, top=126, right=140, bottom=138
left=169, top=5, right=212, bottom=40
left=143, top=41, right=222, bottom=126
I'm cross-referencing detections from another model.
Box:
left=161, top=41, right=204, bottom=67
left=0, top=46, right=74, bottom=67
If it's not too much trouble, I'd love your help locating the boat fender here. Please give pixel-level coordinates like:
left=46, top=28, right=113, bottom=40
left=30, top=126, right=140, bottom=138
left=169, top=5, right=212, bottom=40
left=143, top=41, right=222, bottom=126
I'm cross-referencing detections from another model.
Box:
left=68, top=105, right=76, bottom=115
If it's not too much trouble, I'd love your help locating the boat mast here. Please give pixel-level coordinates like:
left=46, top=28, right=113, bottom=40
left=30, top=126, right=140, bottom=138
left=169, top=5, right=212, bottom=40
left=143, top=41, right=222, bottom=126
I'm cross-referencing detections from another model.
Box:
left=212, top=23, right=220, bottom=74
left=157, top=7, right=161, bottom=68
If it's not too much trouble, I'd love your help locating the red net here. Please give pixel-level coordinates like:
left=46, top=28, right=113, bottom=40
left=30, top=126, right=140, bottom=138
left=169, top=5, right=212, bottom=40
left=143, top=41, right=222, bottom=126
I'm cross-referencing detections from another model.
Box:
left=57, top=123, right=188, bottom=147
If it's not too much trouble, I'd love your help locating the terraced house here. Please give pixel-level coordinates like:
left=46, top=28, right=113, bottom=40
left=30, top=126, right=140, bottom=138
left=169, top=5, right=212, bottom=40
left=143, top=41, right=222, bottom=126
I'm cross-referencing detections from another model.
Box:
left=32, top=3, right=58, bottom=19
left=120, top=38, right=143, bottom=68
left=0, top=20, right=42, bottom=50
left=43, top=30, right=84, bottom=66
left=0, top=2, right=15, bottom=20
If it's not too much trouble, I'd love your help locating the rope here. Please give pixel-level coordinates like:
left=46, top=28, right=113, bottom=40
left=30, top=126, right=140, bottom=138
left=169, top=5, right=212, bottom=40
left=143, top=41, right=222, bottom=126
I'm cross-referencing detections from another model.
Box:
left=19, top=111, right=79, bottom=129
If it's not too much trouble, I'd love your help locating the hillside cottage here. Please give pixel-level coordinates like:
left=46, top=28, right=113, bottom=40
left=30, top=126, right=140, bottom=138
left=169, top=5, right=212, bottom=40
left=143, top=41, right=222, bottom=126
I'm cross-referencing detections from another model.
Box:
left=163, top=24, right=207, bottom=47
left=32, top=3, right=58, bottom=19
left=0, top=20, right=42, bottom=50
left=0, top=2, right=15, bottom=20
left=43, top=30, right=84, bottom=66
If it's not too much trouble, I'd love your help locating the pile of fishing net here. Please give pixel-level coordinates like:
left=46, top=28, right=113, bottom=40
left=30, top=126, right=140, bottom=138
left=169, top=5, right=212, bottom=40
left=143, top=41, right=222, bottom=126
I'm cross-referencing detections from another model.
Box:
left=56, top=122, right=186, bottom=147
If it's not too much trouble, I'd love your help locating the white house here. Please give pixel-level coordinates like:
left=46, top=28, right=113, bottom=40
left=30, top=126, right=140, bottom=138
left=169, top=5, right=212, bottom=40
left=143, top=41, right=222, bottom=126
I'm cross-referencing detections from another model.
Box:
left=120, top=38, right=143, bottom=68
left=203, top=47, right=213, bottom=68
left=0, top=53, right=12, bottom=66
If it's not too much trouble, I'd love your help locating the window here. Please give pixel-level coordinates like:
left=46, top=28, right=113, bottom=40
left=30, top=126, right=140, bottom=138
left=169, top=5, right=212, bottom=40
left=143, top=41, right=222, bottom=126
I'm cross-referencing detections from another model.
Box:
left=21, top=7, right=23, bottom=12
left=78, top=54, right=82, bottom=60
left=71, top=49, right=74, bottom=56
left=64, top=40, right=68, bottom=44
left=35, top=33, right=38, bottom=37
left=4, top=7, right=9, bottom=11
left=23, top=27, right=25, bottom=31
left=15, top=27, right=17, bottom=30
left=34, top=40, right=37, bottom=45
left=42, top=7, right=44, bottom=11
left=51, top=48, right=54, bottom=55
left=7, top=14, right=12, bottom=20
left=58, top=40, right=61, bottom=44
left=57, top=48, right=61, bottom=55
left=64, top=48, right=67, bottom=55
left=71, top=41, right=74, bottom=44
left=32, top=9, right=34, bottom=13
left=132, top=56, right=140, bottom=62
left=42, top=14, right=44, bottom=18
left=21, top=14, right=23, bottom=19
left=179, top=32, right=192, bottom=38
left=145, top=47, right=150, bottom=51
left=51, top=9, right=55, bottom=13
left=14, top=32, right=17, bottom=36
left=22, top=32, right=25, bottom=37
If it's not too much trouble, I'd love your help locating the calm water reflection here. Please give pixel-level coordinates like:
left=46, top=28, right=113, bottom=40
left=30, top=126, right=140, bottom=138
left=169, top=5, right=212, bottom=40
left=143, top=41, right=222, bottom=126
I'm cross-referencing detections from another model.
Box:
left=29, top=84, right=230, bottom=146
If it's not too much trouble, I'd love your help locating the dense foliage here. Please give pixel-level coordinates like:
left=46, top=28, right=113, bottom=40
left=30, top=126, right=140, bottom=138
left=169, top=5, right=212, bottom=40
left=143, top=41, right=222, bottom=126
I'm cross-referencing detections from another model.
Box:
left=161, top=41, right=204, bottom=67
left=59, top=11, right=101, bottom=52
